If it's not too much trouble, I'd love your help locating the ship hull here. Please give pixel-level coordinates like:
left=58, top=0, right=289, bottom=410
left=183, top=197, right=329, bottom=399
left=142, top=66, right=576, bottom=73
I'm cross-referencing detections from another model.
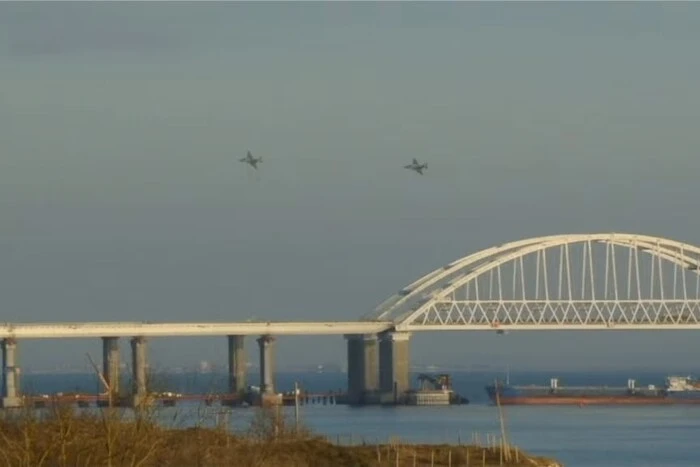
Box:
left=492, top=395, right=700, bottom=405
left=485, top=380, right=700, bottom=406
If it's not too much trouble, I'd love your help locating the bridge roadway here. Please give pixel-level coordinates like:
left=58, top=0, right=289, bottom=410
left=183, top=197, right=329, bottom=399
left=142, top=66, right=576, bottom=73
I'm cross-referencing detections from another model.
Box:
left=0, top=321, right=394, bottom=339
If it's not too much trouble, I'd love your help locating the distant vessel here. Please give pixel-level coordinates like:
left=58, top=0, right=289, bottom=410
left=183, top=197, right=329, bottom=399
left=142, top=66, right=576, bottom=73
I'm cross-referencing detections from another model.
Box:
left=405, top=373, right=469, bottom=406
left=485, top=376, right=700, bottom=405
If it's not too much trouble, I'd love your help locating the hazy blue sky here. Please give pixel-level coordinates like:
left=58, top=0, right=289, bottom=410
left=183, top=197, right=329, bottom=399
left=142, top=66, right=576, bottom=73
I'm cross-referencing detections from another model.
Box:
left=2, top=2, right=700, bottom=373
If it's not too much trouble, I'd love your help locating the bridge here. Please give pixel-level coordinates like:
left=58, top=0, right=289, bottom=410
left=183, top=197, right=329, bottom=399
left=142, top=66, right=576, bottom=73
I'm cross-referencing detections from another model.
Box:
left=0, top=322, right=393, bottom=339
left=3, top=232, right=700, bottom=408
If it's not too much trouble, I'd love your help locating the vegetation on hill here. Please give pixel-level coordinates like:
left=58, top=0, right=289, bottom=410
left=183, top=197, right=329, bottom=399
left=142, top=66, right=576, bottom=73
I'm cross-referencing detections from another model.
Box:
left=0, top=403, right=561, bottom=466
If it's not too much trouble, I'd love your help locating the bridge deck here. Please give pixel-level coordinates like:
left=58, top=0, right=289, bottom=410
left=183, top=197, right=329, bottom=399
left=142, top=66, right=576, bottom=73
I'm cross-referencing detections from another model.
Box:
left=2, top=320, right=699, bottom=339
left=0, top=322, right=394, bottom=339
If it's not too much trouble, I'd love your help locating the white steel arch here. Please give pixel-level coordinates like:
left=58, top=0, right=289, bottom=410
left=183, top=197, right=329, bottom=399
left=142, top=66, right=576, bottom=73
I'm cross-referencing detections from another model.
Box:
left=366, top=233, right=700, bottom=331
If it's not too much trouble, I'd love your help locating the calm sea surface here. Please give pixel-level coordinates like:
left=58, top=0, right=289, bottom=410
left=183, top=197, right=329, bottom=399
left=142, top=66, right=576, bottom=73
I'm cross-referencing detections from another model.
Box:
left=17, top=370, right=700, bottom=467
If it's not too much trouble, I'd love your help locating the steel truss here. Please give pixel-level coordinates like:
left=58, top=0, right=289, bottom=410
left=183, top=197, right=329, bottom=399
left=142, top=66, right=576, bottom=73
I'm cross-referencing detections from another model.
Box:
left=404, top=301, right=700, bottom=329
left=367, top=233, right=700, bottom=331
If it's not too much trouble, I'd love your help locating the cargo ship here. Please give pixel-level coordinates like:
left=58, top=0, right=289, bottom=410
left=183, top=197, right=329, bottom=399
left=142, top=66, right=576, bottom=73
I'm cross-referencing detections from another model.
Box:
left=485, top=375, right=700, bottom=405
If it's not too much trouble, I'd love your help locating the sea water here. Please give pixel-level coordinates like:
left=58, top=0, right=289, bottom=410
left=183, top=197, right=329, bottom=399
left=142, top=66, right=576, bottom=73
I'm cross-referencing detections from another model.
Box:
left=16, top=370, right=700, bottom=467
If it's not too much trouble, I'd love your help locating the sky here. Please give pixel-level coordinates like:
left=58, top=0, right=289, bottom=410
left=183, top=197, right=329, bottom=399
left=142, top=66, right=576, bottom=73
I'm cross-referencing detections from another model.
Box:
left=1, top=2, right=700, bottom=373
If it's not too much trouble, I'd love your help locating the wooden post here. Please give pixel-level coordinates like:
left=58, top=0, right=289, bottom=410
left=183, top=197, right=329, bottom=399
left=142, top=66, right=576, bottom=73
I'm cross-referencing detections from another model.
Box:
left=274, top=403, right=281, bottom=440
left=294, top=382, right=300, bottom=434
left=495, top=379, right=511, bottom=462
left=225, top=410, right=230, bottom=448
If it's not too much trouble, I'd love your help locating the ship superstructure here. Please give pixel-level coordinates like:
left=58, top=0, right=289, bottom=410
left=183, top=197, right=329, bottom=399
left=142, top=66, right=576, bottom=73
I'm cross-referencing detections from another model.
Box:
left=405, top=373, right=468, bottom=405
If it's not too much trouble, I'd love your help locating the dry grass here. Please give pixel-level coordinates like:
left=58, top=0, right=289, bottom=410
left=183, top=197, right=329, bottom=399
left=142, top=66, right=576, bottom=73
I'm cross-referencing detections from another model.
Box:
left=0, top=403, right=561, bottom=467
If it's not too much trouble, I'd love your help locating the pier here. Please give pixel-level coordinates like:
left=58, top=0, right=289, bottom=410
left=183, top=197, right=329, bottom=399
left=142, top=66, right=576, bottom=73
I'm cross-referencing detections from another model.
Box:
left=0, top=323, right=416, bottom=409
left=0, top=328, right=414, bottom=409
left=23, top=390, right=346, bottom=409
left=0, top=323, right=401, bottom=409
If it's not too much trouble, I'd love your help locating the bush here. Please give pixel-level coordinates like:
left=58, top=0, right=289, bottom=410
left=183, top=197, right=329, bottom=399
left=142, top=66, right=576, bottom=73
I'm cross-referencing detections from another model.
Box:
left=0, top=402, right=560, bottom=466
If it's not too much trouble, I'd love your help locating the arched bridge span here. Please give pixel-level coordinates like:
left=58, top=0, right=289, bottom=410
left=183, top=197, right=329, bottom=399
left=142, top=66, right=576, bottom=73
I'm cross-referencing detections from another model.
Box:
left=366, top=233, right=700, bottom=331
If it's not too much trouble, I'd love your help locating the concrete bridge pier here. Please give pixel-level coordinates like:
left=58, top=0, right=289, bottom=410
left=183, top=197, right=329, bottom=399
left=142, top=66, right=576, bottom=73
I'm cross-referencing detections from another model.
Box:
left=130, top=336, right=148, bottom=407
left=378, top=331, right=411, bottom=404
left=1, top=338, right=22, bottom=408
left=257, top=335, right=276, bottom=395
left=227, top=335, right=246, bottom=394
left=102, top=336, right=120, bottom=399
left=345, top=333, right=378, bottom=404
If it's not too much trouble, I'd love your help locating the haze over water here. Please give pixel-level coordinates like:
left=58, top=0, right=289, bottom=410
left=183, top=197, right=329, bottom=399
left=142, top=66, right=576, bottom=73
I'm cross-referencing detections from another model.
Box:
left=2, top=3, right=700, bottom=375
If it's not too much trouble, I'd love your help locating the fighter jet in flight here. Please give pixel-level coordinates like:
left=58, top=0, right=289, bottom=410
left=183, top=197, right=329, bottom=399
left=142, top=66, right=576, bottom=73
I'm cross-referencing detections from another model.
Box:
left=239, top=151, right=262, bottom=169
left=404, top=158, right=427, bottom=175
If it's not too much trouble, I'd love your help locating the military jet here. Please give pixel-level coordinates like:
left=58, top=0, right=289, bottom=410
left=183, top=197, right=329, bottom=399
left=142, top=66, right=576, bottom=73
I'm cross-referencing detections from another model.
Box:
left=239, top=151, right=262, bottom=169
left=404, top=158, right=427, bottom=175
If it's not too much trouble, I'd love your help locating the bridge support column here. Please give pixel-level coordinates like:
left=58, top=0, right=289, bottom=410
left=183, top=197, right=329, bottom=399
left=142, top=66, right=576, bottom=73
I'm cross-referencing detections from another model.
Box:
left=130, top=336, right=148, bottom=407
left=102, top=337, right=120, bottom=399
left=1, top=339, right=22, bottom=408
left=257, top=335, right=275, bottom=395
left=379, top=331, right=411, bottom=404
left=227, top=335, right=246, bottom=394
left=345, top=334, right=378, bottom=405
